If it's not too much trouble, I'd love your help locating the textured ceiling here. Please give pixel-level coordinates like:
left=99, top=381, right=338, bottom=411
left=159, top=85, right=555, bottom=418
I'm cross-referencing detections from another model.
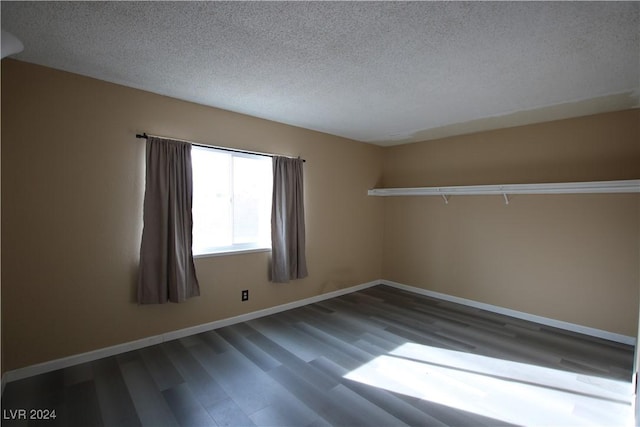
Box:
left=2, top=1, right=639, bottom=146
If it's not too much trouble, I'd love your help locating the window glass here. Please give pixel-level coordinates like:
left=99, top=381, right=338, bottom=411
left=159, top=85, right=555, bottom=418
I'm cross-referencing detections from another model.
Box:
left=191, top=147, right=272, bottom=255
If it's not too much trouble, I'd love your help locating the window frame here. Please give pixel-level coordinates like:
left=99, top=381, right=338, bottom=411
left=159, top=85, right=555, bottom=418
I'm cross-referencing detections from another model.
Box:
left=191, top=146, right=273, bottom=257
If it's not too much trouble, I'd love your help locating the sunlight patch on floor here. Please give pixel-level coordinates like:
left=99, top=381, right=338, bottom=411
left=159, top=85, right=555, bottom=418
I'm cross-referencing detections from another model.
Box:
left=343, top=343, right=632, bottom=426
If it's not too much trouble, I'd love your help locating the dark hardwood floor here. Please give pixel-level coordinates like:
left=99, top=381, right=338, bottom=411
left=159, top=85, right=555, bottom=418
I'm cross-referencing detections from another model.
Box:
left=1, top=285, right=634, bottom=426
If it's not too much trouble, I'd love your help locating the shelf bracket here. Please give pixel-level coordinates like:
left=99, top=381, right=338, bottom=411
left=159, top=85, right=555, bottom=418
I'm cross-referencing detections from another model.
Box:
left=441, top=194, right=449, bottom=205
left=503, top=193, right=510, bottom=205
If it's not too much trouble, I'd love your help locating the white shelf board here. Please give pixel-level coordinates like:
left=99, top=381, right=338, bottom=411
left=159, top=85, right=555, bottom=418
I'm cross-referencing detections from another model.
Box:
left=368, top=179, right=640, bottom=197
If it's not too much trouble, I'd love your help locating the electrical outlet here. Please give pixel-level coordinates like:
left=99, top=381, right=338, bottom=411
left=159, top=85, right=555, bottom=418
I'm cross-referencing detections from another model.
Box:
left=241, top=290, right=249, bottom=301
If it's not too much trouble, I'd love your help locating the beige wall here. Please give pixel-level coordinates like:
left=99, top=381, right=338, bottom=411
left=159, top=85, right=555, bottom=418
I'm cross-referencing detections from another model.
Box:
left=0, top=60, right=384, bottom=372
left=383, top=110, right=640, bottom=188
left=1, top=58, right=638, bottom=374
left=382, top=111, right=640, bottom=337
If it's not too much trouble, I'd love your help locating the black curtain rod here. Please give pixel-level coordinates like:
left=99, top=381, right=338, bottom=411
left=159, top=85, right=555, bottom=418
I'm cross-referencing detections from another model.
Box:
left=135, top=132, right=305, bottom=162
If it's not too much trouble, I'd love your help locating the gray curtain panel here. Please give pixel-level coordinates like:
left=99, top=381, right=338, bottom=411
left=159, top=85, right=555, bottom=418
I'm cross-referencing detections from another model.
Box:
left=138, top=137, right=200, bottom=304
left=271, top=156, right=308, bottom=283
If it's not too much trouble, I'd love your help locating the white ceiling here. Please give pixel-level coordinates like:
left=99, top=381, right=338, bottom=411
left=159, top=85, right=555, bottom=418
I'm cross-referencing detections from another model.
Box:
left=2, top=1, right=639, bottom=146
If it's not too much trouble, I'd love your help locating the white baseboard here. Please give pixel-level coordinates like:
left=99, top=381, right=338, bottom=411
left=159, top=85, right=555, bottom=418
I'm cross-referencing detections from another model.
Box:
left=381, top=279, right=636, bottom=346
left=3, top=280, right=379, bottom=384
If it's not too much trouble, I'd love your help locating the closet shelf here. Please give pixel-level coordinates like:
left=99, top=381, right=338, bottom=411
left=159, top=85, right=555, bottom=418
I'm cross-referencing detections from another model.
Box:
left=368, top=179, right=640, bottom=198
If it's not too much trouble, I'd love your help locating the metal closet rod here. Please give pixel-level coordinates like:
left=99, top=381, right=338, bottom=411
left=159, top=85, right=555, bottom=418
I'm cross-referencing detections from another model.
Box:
left=135, top=132, right=305, bottom=162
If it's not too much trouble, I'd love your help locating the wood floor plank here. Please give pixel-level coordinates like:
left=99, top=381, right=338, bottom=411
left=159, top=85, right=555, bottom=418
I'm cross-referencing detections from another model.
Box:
left=247, top=316, right=333, bottom=363
left=160, top=340, right=229, bottom=409
left=190, top=341, right=320, bottom=426
left=203, top=397, right=255, bottom=427
left=404, top=395, right=517, bottom=427
left=327, top=384, right=407, bottom=426
left=266, top=364, right=366, bottom=427
left=118, top=358, right=180, bottom=427
left=286, top=306, right=364, bottom=344
left=248, top=393, right=320, bottom=427
left=162, top=383, right=217, bottom=427
left=246, top=332, right=340, bottom=392
left=215, top=326, right=281, bottom=372
left=197, top=330, right=234, bottom=354
left=92, top=357, right=141, bottom=427
left=189, top=343, right=287, bottom=416
left=65, top=380, right=103, bottom=427
left=63, top=361, right=94, bottom=387
left=310, top=356, right=446, bottom=427
left=139, top=345, right=185, bottom=392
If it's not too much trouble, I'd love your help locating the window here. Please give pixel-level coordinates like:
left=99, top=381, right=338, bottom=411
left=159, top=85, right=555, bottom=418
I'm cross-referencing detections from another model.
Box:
left=191, top=146, right=273, bottom=256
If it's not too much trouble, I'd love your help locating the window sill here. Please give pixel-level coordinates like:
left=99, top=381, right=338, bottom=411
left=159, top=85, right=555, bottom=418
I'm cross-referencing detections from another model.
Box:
left=194, top=247, right=271, bottom=259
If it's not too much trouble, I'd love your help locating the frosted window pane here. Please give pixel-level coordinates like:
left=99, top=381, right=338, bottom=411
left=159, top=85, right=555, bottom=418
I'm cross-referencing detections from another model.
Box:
left=191, top=146, right=272, bottom=255
left=192, top=148, right=232, bottom=253
left=232, top=156, right=272, bottom=246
